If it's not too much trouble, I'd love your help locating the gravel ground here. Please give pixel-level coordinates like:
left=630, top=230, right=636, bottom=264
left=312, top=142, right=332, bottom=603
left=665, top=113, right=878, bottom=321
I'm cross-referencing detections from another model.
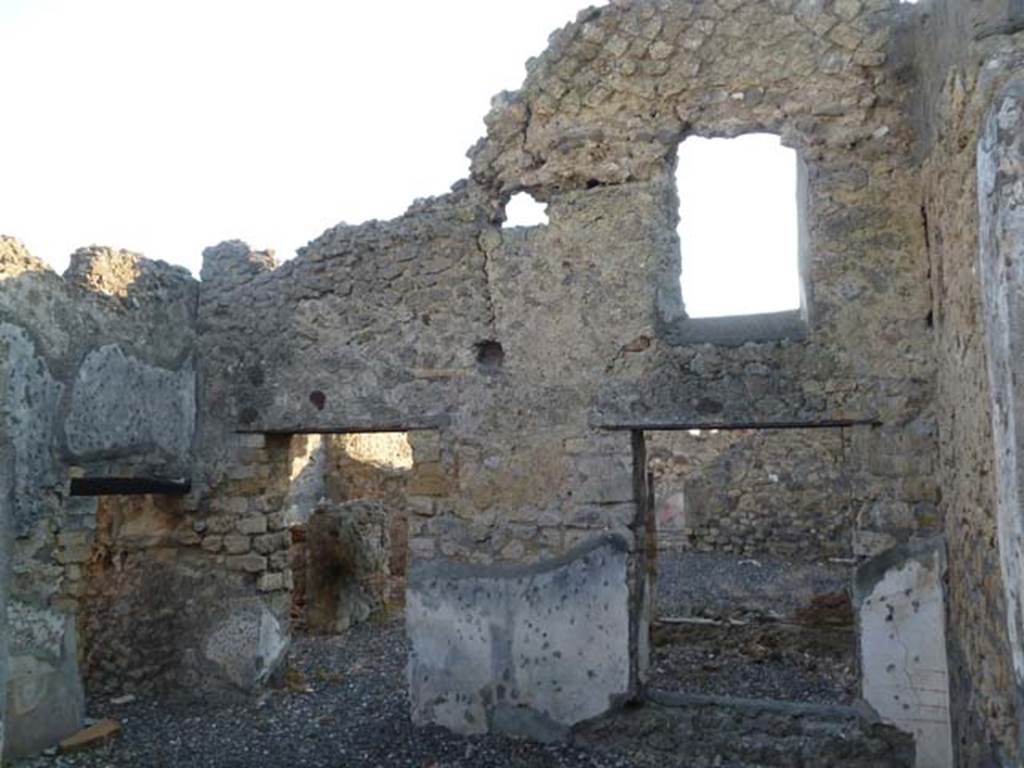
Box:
left=649, top=621, right=858, bottom=704
left=655, top=551, right=853, bottom=621
left=15, top=620, right=635, bottom=768
left=15, top=551, right=859, bottom=767
left=651, top=550, right=858, bottom=705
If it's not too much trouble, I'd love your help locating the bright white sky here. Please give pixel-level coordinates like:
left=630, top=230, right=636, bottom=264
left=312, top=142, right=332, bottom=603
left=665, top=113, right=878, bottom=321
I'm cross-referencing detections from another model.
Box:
left=0, top=0, right=587, bottom=275
left=677, top=134, right=800, bottom=318
left=0, top=1, right=802, bottom=318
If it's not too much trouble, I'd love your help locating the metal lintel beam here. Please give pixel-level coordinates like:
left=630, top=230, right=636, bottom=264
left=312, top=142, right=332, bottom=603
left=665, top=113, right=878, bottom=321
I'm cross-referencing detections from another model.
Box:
left=69, top=477, right=191, bottom=496
left=598, top=418, right=881, bottom=432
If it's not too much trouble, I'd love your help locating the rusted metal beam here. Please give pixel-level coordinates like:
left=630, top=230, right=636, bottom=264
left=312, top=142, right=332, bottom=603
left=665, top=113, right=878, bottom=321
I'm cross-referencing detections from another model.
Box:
left=69, top=477, right=191, bottom=496
left=597, top=418, right=881, bottom=432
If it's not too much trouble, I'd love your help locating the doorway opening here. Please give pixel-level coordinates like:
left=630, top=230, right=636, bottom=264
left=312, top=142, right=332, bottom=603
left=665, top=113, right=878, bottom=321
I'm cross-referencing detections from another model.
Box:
left=60, top=489, right=191, bottom=699
left=284, top=432, right=415, bottom=635
left=644, top=426, right=859, bottom=704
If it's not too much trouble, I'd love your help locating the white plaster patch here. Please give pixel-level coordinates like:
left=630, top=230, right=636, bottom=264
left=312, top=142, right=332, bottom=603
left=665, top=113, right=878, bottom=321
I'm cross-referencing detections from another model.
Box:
left=978, top=82, right=1024, bottom=693
left=407, top=537, right=631, bottom=737
left=7, top=601, right=66, bottom=661
left=65, top=343, right=195, bottom=461
left=7, top=656, right=56, bottom=717
left=0, top=324, right=63, bottom=536
left=3, top=610, right=84, bottom=758
left=858, top=546, right=953, bottom=768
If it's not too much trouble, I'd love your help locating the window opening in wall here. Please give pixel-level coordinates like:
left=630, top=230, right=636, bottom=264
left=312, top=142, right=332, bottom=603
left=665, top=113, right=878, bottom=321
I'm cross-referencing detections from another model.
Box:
left=677, top=134, right=800, bottom=318
left=644, top=426, right=858, bottom=706
left=503, top=192, right=548, bottom=228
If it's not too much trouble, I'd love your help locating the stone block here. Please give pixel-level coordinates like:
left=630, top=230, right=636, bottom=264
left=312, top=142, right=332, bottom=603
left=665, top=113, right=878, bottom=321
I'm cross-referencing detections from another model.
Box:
left=269, top=550, right=290, bottom=570
left=407, top=463, right=453, bottom=497
left=257, top=573, right=285, bottom=592
left=205, top=516, right=235, bottom=534
left=407, top=497, right=435, bottom=517
left=236, top=433, right=266, bottom=449
left=55, top=530, right=92, bottom=549
left=3, top=605, right=84, bottom=759
left=201, top=598, right=288, bottom=691
left=62, top=580, right=85, bottom=598
left=221, top=497, right=249, bottom=515
left=63, top=344, right=194, bottom=466
left=222, top=534, right=251, bottom=555
left=407, top=534, right=632, bottom=737
left=252, top=532, right=288, bottom=555
left=55, top=544, right=91, bottom=565
left=408, top=431, right=441, bottom=462
left=408, top=537, right=436, bottom=559
left=227, top=464, right=257, bottom=481
left=572, top=454, right=635, bottom=504
left=854, top=538, right=952, bottom=768
left=236, top=515, right=268, bottom=535
left=225, top=554, right=266, bottom=573
left=175, top=528, right=201, bottom=547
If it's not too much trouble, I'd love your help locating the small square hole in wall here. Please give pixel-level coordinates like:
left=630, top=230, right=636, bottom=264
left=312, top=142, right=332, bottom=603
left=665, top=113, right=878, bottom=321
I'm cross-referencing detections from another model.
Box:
left=676, top=133, right=801, bottom=319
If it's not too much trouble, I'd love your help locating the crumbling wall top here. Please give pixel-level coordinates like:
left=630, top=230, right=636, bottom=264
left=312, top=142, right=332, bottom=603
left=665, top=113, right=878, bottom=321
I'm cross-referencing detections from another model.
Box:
left=0, top=236, right=56, bottom=282
left=470, top=0, right=910, bottom=197
left=200, top=240, right=278, bottom=290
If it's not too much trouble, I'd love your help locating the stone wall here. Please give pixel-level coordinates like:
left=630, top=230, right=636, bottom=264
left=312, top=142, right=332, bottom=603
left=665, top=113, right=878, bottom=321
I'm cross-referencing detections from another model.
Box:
left=0, top=237, right=198, bottom=758
left=648, top=428, right=854, bottom=558
left=190, top=0, right=939, bottom=572
left=63, top=432, right=294, bottom=702
left=979, top=77, right=1024, bottom=762
left=915, top=1, right=1024, bottom=763
left=183, top=0, right=941, bottom=741
left=0, top=374, right=12, bottom=761
left=77, top=494, right=204, bottom=696
left=2, top=0, right=1023, bottom=761
left=648, top=421, right=937, bottom=560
